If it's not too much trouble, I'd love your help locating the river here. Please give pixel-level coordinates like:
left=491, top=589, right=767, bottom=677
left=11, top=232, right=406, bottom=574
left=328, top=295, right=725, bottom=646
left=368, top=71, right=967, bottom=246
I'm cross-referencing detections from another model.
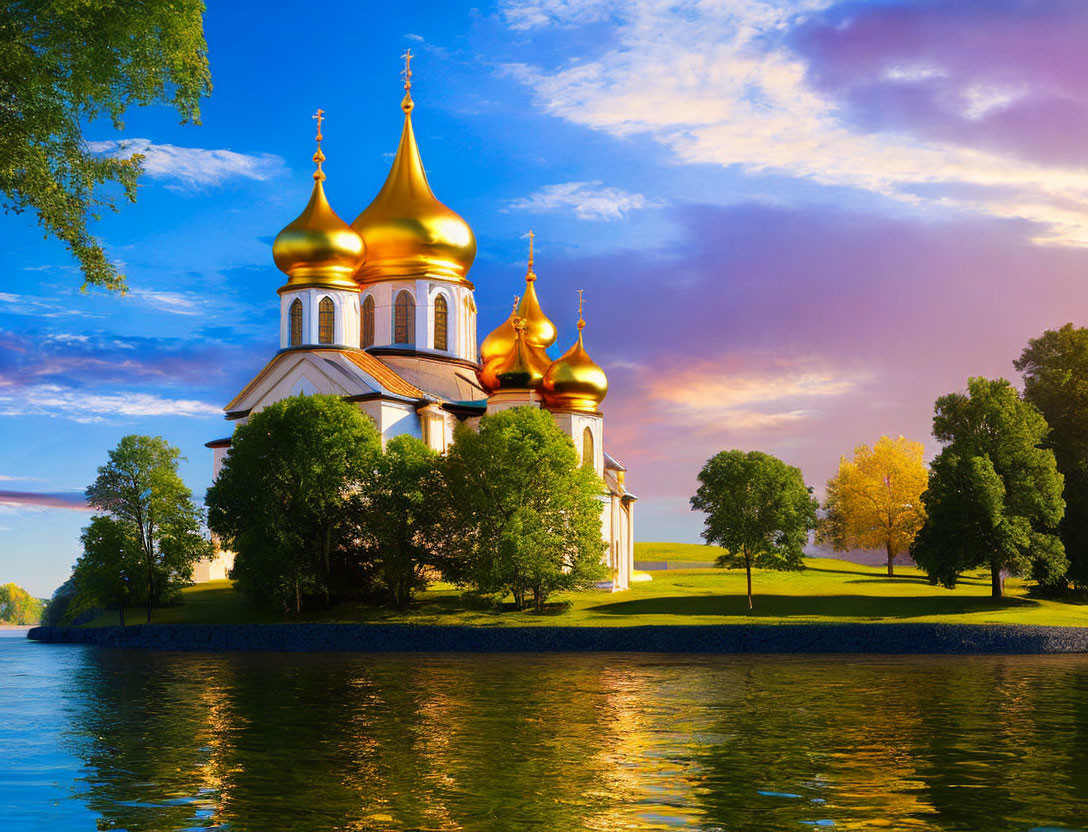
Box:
left=2, top=630, right=1087, bottom=831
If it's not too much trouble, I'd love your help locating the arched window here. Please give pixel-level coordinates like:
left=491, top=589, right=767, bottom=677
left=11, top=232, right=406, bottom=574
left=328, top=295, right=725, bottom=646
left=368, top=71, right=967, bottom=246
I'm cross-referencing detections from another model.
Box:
left=289, top=298, right=303, bottom=346
left=394, top=290, right=415, bottom=345
left=582, top=426, right=594, bottom=469
left=318, top=296, right=334, bottom=345
left=361, top=295, right=375, bottom=348
left=434, top=294, right=448, bottom=351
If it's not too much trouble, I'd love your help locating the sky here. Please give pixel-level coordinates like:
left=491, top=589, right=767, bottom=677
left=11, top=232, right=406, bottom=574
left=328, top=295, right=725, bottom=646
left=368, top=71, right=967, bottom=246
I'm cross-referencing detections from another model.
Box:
left=4, top=0, right=1088, bottom=597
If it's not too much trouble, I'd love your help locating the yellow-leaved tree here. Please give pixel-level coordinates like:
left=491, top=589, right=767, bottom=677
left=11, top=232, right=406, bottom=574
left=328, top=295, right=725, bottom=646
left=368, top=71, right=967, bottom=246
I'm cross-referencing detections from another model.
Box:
left=818, top=436, right=928, bottom=576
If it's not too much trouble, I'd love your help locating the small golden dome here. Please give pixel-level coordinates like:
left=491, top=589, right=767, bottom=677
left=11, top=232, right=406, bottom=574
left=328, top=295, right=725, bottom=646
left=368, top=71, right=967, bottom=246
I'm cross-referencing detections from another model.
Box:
left=519, top=230, right=557, bottom=348
left=351, top=59, right=476, bottom=284
left=477, top=298, right=551, bottom=392
left=542, top=293, right=608, bottom=412
left=492, top=318, right=550, bottom=390
left=476, top=232, right=557, bottom=390
left=273, top=110, right=366, bottom=292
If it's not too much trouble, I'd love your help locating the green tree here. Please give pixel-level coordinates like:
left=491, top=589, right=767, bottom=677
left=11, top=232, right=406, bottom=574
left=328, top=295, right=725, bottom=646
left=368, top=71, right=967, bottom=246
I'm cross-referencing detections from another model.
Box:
left=206, top=395, right=382, bottom=613
left=910, top=377, right=1066, bottom=596
left=2, top=1, right=211, bottom=290
left=353, top=435, right=441, bottom=609
left=86, top=435, right=210, bottom=623
left=439, top=407, right=607, bottom=611
left=691, top=450, right=818, bottom=610
left=0, top=582, right=44, bottom=624
left=1015, top=324, right=1088, bottom=589
left=72, top=516, right=142, bottom=625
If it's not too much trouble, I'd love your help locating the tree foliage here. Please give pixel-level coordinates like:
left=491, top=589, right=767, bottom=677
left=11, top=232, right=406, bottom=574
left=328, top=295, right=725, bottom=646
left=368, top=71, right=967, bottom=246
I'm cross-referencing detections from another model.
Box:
left=818, top=435, right=928, bottom=576
left=1, top=0, right=211, bottom=290
left=691, top=450, right=818, bottom=610
left=206, top=395, right=382, bottom=613
left=86, top=434, right=210, bottom=623
left=911, top=377, right=1066, bottom=597
left=0, top=582, right=44, bottom=625
left=72, top=516, right=143, bottom=625
left=438, top=407, right=607, bottom=611
left=352, top=435, right=442, bottom=609
left=1015, top=323, right=1088, bottom=589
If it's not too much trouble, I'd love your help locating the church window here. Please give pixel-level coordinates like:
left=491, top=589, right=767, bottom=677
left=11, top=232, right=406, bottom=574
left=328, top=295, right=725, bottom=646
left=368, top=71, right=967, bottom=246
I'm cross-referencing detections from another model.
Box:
left=318, top=296, right=334, bottom=344
left=582, top=427, right=594, bottom=469
left=289, top=299, right=303, bottom=346
left=394, top=290, right=415, bottom=345
left=361, top=295, right=375, bottom=348
left=434, top=294, right=448, bottom=351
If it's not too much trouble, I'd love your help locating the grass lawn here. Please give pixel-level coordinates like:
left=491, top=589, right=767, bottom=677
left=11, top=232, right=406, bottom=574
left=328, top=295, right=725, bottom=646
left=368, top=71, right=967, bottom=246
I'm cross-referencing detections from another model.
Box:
left=85, top=548, right=1088, bottom=629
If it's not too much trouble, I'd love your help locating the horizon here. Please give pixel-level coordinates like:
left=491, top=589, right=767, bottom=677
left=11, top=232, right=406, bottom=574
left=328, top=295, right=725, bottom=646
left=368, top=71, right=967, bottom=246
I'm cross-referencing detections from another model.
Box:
left=5, top=0, right=1088, bottom=597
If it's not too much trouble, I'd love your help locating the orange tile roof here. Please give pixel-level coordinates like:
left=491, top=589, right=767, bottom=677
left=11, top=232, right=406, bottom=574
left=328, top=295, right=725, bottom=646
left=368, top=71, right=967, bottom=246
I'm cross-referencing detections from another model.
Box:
left=341, top=350, right=426, bottom=399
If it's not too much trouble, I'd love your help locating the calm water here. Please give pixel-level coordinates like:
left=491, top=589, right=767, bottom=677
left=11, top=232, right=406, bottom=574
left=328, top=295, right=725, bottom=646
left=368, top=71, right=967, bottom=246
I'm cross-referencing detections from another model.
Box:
left=2, top=631, right=1088, bottom=831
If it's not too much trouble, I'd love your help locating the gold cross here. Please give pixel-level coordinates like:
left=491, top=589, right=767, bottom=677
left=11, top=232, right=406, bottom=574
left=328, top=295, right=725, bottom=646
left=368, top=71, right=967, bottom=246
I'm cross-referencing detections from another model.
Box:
left=528, top=229, right=535, bottom=266
left=402, top=49, right=413, bottom=93
left=313, top=108, right=325, bottom=142
left=577, top=289, right=585, bottom=328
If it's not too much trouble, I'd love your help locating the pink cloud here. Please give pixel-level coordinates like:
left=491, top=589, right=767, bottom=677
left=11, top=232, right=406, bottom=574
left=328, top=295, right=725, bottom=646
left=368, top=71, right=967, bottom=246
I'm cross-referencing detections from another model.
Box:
left=0, top=490, right=90, bottom=511
left=798, top=0, right=1088, bottom=166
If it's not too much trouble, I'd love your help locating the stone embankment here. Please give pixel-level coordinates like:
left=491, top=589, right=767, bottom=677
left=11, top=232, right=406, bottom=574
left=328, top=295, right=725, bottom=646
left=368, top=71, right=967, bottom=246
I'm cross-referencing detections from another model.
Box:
left=26, top=622, right=1088, bottom=653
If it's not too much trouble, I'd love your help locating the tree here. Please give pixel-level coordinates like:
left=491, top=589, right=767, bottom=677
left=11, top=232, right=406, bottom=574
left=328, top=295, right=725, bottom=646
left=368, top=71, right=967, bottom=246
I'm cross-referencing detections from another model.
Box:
left=1015, top=324, right=1088, bottom=589
left=910, top=377, right=1066, bottom=597
left=438, top=407, right=607, bottom=611
left=690, top=450, right=818, bottom=610
left=206, top=395, right=382, bottom=613
left=72, top=516, right=143, bottom=625
left=0, top=583, right=44, bottom=625
left=353, top=435, right=441, bottom=609
left=86, top=435, right=210, bottom=623
left=818, top=435, right=928, bottom=576
left=2, top=1, right=211, bottom=290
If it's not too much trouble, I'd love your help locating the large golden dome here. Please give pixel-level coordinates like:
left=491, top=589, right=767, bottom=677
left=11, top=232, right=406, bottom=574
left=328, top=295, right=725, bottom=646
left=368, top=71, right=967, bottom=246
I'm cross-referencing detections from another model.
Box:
left=477, top=298, right=551, bottom=392
left=273, top=112, right=366, bottom=291
left=542, top=296, right=608, bottom=412
left=351, top=63, right=476, bottom=285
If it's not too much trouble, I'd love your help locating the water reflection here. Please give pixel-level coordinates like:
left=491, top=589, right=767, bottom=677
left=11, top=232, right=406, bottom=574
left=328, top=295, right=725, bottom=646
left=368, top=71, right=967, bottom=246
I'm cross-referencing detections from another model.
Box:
left=56, top=651, right=1088, bottom=831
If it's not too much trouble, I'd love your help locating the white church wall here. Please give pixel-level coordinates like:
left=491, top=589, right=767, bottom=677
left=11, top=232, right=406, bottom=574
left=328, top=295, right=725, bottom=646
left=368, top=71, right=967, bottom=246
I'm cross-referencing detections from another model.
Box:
left=279, top=288, right=360, bottom=349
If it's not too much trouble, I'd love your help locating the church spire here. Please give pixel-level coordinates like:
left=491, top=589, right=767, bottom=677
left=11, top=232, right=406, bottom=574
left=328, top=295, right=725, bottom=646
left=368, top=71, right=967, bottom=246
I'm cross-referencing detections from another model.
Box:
left=351, top=54, right=477, bottom=284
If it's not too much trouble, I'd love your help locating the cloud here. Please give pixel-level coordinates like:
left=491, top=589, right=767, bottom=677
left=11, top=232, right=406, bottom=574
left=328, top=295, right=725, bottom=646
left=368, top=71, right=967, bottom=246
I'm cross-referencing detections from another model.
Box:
left=507, top=181, right=656, bottom=220
left=86, top=138, right=285, bottom=188
left=501, top=0, right=1088, bottom=247
left=646, top=358, right=866, bottom=433
left=0, top=475, right=44, bottom=483
left=0, top=490, right=90, bottom=512
left=0, top=385, right=222, bottom=422
left=126, top=289, right=203, bottom=316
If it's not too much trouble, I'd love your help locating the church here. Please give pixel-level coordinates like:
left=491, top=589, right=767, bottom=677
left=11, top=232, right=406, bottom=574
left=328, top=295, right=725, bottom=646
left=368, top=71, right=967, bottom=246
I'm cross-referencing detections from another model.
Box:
left=195, top=58, right=636, bottom=589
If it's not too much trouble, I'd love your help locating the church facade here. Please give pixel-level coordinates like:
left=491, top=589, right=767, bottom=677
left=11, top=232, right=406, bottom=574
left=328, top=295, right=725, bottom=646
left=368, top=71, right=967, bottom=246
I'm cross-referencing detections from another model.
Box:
left=195, top=63, right=636, bottom=590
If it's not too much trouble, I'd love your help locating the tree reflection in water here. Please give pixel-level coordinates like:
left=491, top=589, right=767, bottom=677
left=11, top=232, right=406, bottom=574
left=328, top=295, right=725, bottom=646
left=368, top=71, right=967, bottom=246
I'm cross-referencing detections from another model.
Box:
left=64, top=651, right=1088, bottom=831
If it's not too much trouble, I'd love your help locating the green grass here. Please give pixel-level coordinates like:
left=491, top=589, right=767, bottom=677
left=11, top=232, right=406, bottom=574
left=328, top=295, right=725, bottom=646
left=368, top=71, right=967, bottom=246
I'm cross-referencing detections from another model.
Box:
left=85, top=552, right=1088, bottom=629
left=634, top=541, right=724, bottom=566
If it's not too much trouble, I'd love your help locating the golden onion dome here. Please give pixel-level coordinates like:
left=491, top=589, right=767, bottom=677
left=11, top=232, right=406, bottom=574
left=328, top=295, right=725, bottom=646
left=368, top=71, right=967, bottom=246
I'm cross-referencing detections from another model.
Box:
left=492, top=317, right=550, bottom=390
left=273, top=110, right=366, bottom=292
left=518, top=230, right=557, bottom=348
left=477, top=298, right=551, bottom=392
left=541, top=293, right=608, bottom=412
left=351, top=55, right=476, bottom=285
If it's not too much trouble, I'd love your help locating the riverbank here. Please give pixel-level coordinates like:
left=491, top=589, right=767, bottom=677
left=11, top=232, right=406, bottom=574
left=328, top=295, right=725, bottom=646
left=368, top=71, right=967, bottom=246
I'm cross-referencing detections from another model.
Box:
left=26, top=621, right=1088, bottom=653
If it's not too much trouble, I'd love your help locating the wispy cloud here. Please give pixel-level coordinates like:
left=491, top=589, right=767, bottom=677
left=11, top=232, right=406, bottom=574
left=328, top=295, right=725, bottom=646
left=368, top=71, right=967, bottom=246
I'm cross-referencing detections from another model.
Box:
left=501, top=0, right=1088, bottom=246
left=0, top=385, right=222, bottom=422
left=127, top=289, right=203, bottom=316
left=507, top=181, right=656, bottom=220
left=86, top=138, right=285, bottom=188
left=643, top=355, right=867, bottom=434
left=0, top=490, right=90, bottom=512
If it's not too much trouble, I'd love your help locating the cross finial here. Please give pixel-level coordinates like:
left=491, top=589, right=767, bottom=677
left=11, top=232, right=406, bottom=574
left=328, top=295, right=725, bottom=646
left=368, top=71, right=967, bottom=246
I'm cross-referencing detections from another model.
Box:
left=577, top=289, right=585, bottom=330
left=401, top=49, right=414, bottom=112
left=511, top=294, right=521, bottom=316
left=525, top=230, right=537, bottom=281
left=312, top=108, right=326, bottom=182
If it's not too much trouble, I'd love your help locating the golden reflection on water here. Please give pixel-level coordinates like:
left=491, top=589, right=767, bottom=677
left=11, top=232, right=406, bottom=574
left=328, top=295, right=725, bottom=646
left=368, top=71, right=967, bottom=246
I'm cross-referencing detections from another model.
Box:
left=62, top=653, right=1088, bottom=832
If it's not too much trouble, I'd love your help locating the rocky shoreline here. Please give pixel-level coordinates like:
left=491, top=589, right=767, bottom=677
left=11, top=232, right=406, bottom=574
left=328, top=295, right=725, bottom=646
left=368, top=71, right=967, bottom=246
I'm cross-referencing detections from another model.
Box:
left=25, top=622, right=1088, bottom=654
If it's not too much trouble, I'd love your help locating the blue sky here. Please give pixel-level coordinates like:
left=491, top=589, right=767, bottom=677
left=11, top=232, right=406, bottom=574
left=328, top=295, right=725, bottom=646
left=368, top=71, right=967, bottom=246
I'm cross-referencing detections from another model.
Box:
left=6, top=0, right=1088, bottom=596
